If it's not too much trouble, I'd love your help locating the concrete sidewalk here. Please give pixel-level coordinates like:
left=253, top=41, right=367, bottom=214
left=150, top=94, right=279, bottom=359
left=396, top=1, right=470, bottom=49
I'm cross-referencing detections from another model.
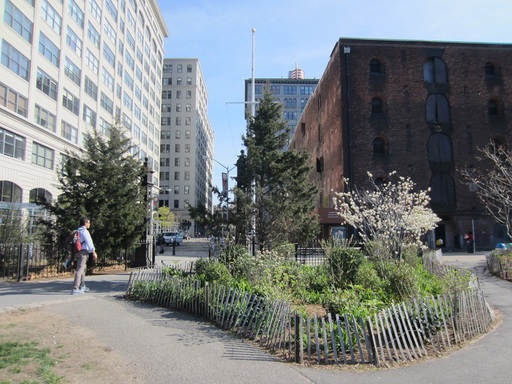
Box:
left=0, top=250, right=511, bottom=383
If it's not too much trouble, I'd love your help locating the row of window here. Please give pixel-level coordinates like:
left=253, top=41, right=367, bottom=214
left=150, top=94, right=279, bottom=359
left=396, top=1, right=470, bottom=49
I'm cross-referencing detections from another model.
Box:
left=254, top=84, right=315, bottom=95
left=161, top=117, right=192, bottom=126
left=161, top=103, right=192, bottom=113
left=160, top=143, right=192, bottom=152
left=370, top=56, right=502, bottom=81
left=161, top=130, right=192, bottom=140
left=159, top=170, right=192, bottom=182
left=0, top=180, right=52, bottom=204
left=1, top=126, right=54, bottom=169
left=162, top=77, right=193, bottom=85
left=158, top=155, right=191, bottom=168
left=162, top=63, right=194, bottom=73
left=370, top=94, right=505, bottom=118
left=162, top=90, right=192, bottom=99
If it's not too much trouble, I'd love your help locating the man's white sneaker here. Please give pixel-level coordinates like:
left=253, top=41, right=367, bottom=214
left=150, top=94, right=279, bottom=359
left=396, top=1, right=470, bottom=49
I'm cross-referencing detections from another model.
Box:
left=79, top=285, right=90, bottom=292
left=71, top=289, right=84, bottom=295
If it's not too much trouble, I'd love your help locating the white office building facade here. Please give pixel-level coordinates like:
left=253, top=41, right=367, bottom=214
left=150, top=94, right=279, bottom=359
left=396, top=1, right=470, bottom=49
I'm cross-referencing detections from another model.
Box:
left=159, top=58, right=214, bottom=236
left=0, top=0, right=168, bottom=209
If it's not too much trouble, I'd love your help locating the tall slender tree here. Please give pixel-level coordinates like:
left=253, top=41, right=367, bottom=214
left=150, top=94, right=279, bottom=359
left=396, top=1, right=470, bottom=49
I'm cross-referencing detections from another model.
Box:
left=40, top=124, right=147, bottom=259
left=235, top=89, right=319, bottom=251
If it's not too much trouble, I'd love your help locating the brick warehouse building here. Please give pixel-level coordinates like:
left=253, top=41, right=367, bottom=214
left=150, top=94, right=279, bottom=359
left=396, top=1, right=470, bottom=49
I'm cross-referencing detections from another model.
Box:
left=289, top=38, right=512, bottom=250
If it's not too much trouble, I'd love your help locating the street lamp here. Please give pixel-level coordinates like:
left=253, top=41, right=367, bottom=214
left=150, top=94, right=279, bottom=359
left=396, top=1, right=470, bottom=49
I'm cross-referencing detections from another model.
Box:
left=203, top=156, right=236, bottom=222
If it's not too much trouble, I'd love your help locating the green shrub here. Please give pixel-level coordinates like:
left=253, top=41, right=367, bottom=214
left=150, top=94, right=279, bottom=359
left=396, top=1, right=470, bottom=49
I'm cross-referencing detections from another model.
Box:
left=323, top=285, right=386, bottom=318
left=377, top=260, right=420, bottom=302
left=354, top=258, right=383, bottom=292
left=325, top=245, right=365, bottom=289
left=195, top=259, right=232, bottom=286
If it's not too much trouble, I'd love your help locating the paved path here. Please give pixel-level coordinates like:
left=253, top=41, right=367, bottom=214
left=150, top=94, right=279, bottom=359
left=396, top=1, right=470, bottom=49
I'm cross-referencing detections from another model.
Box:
left=0, top=250, right=511, bottom=383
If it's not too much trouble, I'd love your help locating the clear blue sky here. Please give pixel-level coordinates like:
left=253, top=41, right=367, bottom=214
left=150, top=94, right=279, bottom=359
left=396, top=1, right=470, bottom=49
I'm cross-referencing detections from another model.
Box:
left=158, top=0, right=512, bottom=190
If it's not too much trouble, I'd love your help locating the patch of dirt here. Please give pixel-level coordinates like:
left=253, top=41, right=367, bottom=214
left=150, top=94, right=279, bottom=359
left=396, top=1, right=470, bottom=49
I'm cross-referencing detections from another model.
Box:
left=0, top=307, right=143, bottom=383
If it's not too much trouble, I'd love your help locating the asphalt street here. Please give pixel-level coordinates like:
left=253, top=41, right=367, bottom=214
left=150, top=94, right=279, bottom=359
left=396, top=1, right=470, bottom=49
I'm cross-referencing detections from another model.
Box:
left=0, top=243, right=511, bottom=383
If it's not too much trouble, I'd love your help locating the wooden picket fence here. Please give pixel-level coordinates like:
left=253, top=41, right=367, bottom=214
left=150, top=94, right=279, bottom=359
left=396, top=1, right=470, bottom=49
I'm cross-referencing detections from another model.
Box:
left=125, top=266, right=493, bottom=367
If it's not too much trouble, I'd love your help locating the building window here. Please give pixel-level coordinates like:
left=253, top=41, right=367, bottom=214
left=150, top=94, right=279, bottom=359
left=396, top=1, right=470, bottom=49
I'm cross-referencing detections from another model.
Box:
left=1, top=41, right=30, bottom=80
left=174, top=186, right=180, bottom=194
left=423, top=57, right=447, bottom=85
left=175, top=158, right=180, bottom=166
left=186, top=77, right=192, bottom=85
left=300, top=86, right=314, bottom=95
left=174, top=200, right=179, bottom=208
left=34, top=104, right=56, bottom=132
left=255, top=85, right=262, bottom=94
left=86, top=49, right=99, bottom=74
left=427, top=133, right=452, bottom=166
left=36, top=69, right=57, bottom=100
left=185, top=144, right=190, bottom=153
left=0, top=127, right=25, bottom=160
left=284, top=98, right=296, bottom=107
left=42, top=0, right=61, bottom=34
left=87, top=22, right=100, bottom=49
left=284, top=111, right=296, bottom=120
left=103, top=43, right=115, bottom=68
left=4, top=0, right=33, bottom=43
left=488, top=98, right=503, bottom=116
left=62, top=89, right=79, bottom=115
left=184, top=158, right=190, bottom=166
left=174, top=171, right=179, bottom=180
left=100, top=92, right=113, bottom=114
left=83, top=105, right=97, bottom=127
left=485, top=61, right=500, bottom=77
left=270, top=85, right=280, bottom=94
left=176, top=117, right=181, bottom=125
left=185, top=117, right=191, bottom=125
left=0, top=82, right=28, bottom=117
left=370, top=58, right=384, bottom=74
left=430, top=173, right=456, bottom=207
left=30, top=188, right=52, bottom=204
left=61, top=121, right=78, bottom=143
left=185, top=130, right=191, bottom=139
left=186, top=104, right=191, bottom=112
left=175, top=144, right=180, bottom=153
left=105, top=0, right=118, bottom=21
left=39, top=32, right=60, bottom=67
left=32, top=142, right=54, bottom=169
left=177, top=64, right=182, bottom=73
left=372, top=136, right=387, bottom=154
left=184, top=171, right=190, bottom=180
left=187, top=64, right=192, bottom=73
left=0, top=181, right=22, bottom=203
left=68, top=0, right=84, bottom=29
left=426, top=94, right=450, bottom=124
left=66, top=26, right=82, bottom=57
left=84, top=76, right=98, bottom=100
left=284, top=85, right=296, bottom=95
left=64, top=57, right=81, bottom=85
left=186, top=90, right=191, bottom=99
left=371, top=97, right=383, bottom=113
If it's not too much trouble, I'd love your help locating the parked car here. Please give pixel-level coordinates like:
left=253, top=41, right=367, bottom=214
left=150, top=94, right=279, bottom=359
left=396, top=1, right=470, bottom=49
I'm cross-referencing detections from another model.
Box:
left=161, top=231, right=184, bottom=245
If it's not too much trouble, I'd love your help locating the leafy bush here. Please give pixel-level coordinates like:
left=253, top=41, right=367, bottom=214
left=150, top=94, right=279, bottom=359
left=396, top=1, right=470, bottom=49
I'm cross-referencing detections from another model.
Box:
left=323, top=285, right=386, bottom=318
left=325, top=245, right=365, bottom=289
left=195, top=258, right=232, bottom=286
left=354, top=258, right=383, bottom=292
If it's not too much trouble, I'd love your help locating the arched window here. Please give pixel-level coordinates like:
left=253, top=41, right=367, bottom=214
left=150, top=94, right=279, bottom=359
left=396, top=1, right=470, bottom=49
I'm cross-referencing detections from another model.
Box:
left=430, top=173, right=456, bottom=207
left=372, top=136, right=387, bottom=154
left=370, top=58, right=384, bottom=74
left=426, top=94, right=450, bottom=124
left=423, top=57, right=447, bottom=85
left=29, top=188, right=52, bottom=204
left=488, top=98, right=503, bottom=116
left=0, top=181, right=22, bottom=203
left=485, top=62, right=496, bottom=76
left=371, top=97, right=383, bottom=114
left=427, top=133, right=453, bottom=166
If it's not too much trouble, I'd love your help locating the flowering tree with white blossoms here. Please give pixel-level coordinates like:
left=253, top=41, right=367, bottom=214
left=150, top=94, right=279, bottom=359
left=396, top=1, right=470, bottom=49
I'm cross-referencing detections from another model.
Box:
left=333, top=172, right=440, bottom=260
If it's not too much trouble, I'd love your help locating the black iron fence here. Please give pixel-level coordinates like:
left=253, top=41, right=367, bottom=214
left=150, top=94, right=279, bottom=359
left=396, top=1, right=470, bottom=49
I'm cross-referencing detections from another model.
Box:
left=0, top=241, right=154, bottom=281
left=294, top=243, right=326, bottom=265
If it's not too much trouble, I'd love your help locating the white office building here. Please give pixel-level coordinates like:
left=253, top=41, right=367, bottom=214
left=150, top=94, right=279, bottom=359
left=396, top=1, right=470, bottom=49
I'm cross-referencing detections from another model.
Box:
left=0, top=0, right=168, bottom=211
left=159, top=58, right=214, bottom=236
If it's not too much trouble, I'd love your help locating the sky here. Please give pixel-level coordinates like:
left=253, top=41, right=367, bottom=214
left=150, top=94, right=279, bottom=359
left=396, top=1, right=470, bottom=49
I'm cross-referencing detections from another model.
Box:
left=157, top=0, right=512, bottom=190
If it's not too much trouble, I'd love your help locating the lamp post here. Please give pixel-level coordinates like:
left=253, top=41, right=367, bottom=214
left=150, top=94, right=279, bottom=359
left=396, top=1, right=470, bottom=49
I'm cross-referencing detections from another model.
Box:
left=203, top=156, right=236, bottom=222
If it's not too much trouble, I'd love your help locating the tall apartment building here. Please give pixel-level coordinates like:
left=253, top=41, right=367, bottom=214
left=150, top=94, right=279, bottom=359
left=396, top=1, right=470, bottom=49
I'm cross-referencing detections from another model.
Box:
left=159, top=58, right=214, bottom=237
left=244, top=69, right=319, bottom=146
left=290, top=38, right=512, bottom=250
left=0, top=0, right=168, bottom=214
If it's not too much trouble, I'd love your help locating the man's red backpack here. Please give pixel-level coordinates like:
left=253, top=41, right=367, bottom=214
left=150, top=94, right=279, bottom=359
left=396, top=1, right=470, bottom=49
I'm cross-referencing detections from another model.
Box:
left=66, top=230, right=83, bottom=254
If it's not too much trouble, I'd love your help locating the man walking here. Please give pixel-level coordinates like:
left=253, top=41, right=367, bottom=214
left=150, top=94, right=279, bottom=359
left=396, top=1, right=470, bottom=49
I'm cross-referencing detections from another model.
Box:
left=71, top=217, right=98, bottom=295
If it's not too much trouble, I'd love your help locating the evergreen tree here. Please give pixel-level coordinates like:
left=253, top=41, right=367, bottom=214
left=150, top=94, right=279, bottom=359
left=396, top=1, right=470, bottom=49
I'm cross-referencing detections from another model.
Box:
left=40, top=124, right=146, bottom=260
left=236, top=89, right=319, bottom=251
